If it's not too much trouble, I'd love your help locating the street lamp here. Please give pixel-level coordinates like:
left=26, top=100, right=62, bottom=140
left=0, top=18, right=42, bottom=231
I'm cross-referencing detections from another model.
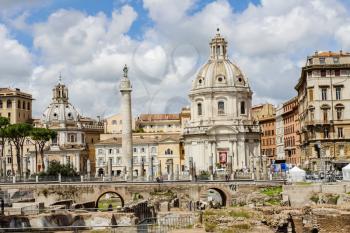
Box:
left=151, top=156, right=154, bottom=181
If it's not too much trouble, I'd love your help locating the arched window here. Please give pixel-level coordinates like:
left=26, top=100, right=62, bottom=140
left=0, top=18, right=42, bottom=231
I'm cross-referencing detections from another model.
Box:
left=7, top=100, right=12, bottom=108
left=240, top=101, right=245, bottom=114
left=218, top=101, right=225, bottom=115
left=197, top=103, right=202, bottom=116
left=112, top=120, right=117, bottom=125
left=0, top=101, right=2, bottom=109
left=18, top=100, right=21, bottom=109
left=165, top=149, right=173, bottom=155
left=335, top=104, right=344, bottom=120
left=22, top=101, right=25, bottom=109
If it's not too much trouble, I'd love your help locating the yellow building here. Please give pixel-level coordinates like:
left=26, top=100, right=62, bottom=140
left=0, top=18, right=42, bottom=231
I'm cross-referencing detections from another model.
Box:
left=0, top=88, right=33, bottom=124
left=103, top=113, right=135, bottom=134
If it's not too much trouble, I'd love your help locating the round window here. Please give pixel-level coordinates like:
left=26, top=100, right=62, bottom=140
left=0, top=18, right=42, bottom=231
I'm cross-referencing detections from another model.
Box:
left=238, top=78, right=242, bottom=82
left=53, top=113, right=57, bottom=117
left=68, top=113, right=72, bottom=117
left=218, top=77, right=223, bottom=82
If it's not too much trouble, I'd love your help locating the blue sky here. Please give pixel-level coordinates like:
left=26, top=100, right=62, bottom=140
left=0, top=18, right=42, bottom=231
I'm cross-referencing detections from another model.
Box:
left=4, top=0, right=261, bottom=48
left=0, top=0, right=349, bottom=118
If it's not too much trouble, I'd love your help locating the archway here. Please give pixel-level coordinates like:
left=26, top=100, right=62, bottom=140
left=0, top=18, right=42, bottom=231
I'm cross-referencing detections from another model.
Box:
left=201, top=188, right=227, bottom=207
left=96, top=191, right=124, bottom=210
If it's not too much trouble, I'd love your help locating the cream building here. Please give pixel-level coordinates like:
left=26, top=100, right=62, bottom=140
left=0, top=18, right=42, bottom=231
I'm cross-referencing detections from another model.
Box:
left=136, top=114, right=181, bottom=133
left=103, top=113, right=135, bottom=134
left=183, top=30, right=261, bottom=175
left=0, top=88, right=33, bottom=124
left=28, top=81, right=103, bottom=174
left=295, top=51, right=350, bottom=171
left=95, top=133, right=182, bottom=179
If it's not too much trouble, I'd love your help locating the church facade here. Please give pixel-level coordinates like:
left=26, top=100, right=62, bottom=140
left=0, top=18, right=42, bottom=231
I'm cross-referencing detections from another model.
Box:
left=183, top=30, right=261, bottom=175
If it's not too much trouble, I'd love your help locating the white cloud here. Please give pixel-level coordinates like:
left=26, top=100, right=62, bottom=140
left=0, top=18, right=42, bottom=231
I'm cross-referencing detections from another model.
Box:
left=0, top=24, right=32, bottom=87
left=3, top=0, right=350, bottom=118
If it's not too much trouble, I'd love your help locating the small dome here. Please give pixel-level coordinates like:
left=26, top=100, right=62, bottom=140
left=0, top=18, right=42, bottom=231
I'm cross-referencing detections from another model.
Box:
left=41, top=82, right=80, bottom=124
left=42, top=102, right=80, bottom=123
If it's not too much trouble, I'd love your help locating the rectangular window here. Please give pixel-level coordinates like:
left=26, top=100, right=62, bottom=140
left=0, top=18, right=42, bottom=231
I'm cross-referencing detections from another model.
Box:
left=308, top=89, right=314, bottom=101
left=333, top=57, right=339, bottom=64
left=321, top=88, right=327, bottom=100
left=240, top=101, right=245, bottom=114
left=323, top=109, right=328, bottom=122
left=338, top=127, right=344, bottom=138
left=321, top=70, right=326, bottom=77
left=335, top=70, right=340, bottom=76
left=133, top=148, right=137, bottom=153
left=335, top=87, right=341, bottom=100
left=324, top=128, right=329, bottom=139
left=319, top=57, right=325, bottom=64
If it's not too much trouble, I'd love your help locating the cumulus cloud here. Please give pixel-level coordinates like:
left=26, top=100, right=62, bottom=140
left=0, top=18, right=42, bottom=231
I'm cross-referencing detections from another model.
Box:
left=0, top=24, right=32, bottom=87
left=2, top=0, right=350, bottom=119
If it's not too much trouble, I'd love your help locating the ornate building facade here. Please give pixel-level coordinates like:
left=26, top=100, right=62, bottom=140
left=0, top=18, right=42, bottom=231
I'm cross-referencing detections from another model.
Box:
left=31, top=81, right=103, bottom=174
left=183, top=30, right=261, bottom=175
left=296, top=51, right=350, bottom=171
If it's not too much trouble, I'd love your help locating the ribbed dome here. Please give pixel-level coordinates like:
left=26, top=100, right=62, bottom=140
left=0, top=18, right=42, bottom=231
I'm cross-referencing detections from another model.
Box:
left=42, top=82, right=80, bottom=124
left=42, top=102, right=80, bottom=123
left=192, top=60, right=247, bottom=89
left=192, top=29, right=249, bottom=91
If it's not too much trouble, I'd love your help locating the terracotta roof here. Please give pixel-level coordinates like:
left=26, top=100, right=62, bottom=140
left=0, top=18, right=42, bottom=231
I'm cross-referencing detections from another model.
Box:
left=138, top=114, right=180, bottom=121
left=96, top=133, right=180, bottom=145
left=313, top=51, right=350, bottom=57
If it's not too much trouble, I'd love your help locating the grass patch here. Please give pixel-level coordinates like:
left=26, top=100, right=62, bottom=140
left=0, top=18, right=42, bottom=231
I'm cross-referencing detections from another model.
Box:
left=296, top=182, right=312, bottom=186
left=328, top=194, right=339, bottom=205
left=260, top=186, right=282, bottom=196
left=228, top=209, right=250, bottom=218
left=204, top=222, right=217, bottom=232
left=310, top=194, right=319, bottom=203
left=265, top=199, right=280, bottom=206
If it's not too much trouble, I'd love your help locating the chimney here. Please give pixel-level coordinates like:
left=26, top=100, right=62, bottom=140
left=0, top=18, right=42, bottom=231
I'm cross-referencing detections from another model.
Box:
left=315, top=50, right=318, bottom=56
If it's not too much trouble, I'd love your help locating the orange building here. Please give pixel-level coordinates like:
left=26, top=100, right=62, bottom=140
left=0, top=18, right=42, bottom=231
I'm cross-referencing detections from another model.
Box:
left=282, top=97, right=301, bottom=165
left=252, top=104, right=276, bottom=165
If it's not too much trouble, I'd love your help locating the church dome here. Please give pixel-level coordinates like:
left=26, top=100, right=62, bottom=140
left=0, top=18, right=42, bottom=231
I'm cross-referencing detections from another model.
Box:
left=192, top=29, right=249, bottom=90
left=42, top=82, right=80, bottom=124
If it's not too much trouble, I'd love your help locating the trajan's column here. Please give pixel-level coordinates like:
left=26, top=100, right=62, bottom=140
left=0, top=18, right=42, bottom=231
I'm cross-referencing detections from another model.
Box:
left=120, top=64, right=133, bottom=180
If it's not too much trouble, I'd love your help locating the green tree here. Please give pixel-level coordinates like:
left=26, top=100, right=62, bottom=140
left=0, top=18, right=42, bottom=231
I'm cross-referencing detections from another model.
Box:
left=0, top=117, right=10, bottom=176
left=40, top=160, right=78, bottom=177
left=30, top=128, right=57, bottom=171
left=6, top=123, right=33, bottom=176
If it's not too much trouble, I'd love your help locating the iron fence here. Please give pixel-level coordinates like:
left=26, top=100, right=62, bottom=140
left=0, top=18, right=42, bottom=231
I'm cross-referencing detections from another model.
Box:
left=0, top=216, right=195, bottom=233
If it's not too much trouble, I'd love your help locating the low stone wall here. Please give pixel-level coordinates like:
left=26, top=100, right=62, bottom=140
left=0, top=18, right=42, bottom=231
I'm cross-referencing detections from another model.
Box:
left=0, top=211, right=138, bottom=230
left=283, top=182, right=350, bottom=207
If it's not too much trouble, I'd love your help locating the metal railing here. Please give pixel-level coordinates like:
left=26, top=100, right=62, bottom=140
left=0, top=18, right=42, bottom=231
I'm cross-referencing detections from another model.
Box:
left=0, top=216, right=195, bottom=233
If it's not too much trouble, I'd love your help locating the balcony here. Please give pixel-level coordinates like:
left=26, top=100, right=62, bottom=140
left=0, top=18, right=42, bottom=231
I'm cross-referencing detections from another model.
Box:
left=303, top=120, right=331, bottom=126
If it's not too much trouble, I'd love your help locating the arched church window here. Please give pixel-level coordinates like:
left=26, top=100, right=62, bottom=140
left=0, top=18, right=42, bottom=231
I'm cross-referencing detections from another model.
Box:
left=197, top=103, right=202, bottom=116
left=218, top=101, right=225, bottom=115
left=165, top=149, right=173, bottom=155
left=240, top=101, right=245, bottom=115
left=198, top=79, right=202, bottom=85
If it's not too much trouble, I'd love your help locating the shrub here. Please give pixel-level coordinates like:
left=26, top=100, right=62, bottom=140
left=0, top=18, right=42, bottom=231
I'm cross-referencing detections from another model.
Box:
left=204, top=222, right=216, bottom=232
left=310, top=194, right=319, bottom=203
left=260, top=186, right=282, bottom=196
left=228, top=209, right=250, bottom=218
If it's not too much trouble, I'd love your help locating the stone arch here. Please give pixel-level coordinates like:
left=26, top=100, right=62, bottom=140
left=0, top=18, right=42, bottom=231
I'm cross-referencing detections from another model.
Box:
left=200, top=186, right=231, bottom=207
left=95, top=191, right=125, bottom=209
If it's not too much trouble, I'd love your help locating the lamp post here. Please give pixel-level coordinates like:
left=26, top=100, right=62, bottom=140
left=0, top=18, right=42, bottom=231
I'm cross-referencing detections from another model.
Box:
left=151, top=156, right=154, bottom=181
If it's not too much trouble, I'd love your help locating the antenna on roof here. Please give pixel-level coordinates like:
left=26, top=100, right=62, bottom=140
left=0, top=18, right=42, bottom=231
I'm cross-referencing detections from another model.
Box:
left=59, top=72, right=62, bottom=84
